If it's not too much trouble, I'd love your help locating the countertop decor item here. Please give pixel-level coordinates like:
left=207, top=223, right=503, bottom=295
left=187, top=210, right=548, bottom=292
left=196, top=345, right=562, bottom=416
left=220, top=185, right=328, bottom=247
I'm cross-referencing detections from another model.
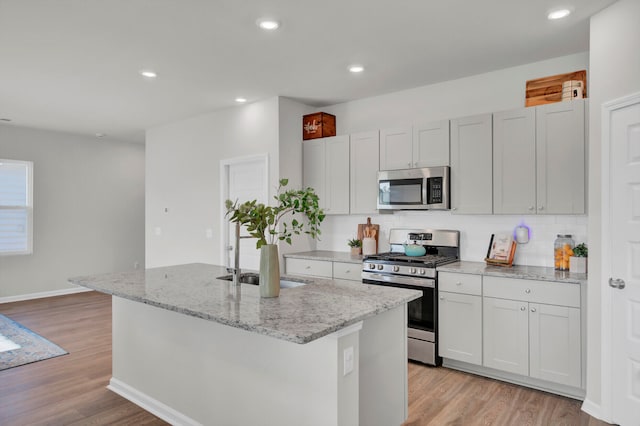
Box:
left=525, top=70, right=587, bottom=106
left=485, top=233, right=517, bottom=267
left=403, top=242, right=426, bottom=257
left=357, top=217, right=379, bottom=254
left=570, top=243, right=588, bottom=273
left=554, top=234, right=575, bottom=271
left=302, top=112, right=336, bottom=140
left=225, top=179, right=325, bottom=297
left=347, top=238, right=362, bottom=256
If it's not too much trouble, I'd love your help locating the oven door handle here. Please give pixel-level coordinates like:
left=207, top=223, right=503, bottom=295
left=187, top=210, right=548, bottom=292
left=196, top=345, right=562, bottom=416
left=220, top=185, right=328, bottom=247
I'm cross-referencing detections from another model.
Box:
left=362, top=271, right=435, bottom=288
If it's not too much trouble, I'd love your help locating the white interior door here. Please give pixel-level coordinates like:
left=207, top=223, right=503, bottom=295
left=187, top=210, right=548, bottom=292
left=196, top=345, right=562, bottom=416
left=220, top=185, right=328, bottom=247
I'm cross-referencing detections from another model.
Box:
left=605, top=93, right=640, bottom=426
left=221, top=155, right=268, bottom=270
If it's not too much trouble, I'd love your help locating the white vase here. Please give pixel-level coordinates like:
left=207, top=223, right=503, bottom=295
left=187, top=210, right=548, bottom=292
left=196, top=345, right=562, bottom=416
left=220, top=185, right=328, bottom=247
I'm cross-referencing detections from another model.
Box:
left=569, top=257, right=588, bottom=274
left=259, top=244, right=280, bottom=298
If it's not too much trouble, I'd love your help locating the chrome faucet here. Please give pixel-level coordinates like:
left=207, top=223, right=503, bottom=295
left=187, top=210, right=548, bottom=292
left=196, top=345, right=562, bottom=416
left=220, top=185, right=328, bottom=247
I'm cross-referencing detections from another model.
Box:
left=227, top=222, right=253, bottom=285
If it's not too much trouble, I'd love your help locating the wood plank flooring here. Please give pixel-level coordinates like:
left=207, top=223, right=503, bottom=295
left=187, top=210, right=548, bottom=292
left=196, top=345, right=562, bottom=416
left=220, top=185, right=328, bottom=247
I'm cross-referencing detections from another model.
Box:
left=0, top=292, right=611, bottom=426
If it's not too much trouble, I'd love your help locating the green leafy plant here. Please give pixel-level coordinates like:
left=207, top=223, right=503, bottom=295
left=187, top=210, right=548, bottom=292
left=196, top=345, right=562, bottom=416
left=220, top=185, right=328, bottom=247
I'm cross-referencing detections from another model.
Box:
left=573, top=243, right=588, bottom=258
left=225, top=179, right=325, bottom=249
left=347, top=238, right=362, bottom=248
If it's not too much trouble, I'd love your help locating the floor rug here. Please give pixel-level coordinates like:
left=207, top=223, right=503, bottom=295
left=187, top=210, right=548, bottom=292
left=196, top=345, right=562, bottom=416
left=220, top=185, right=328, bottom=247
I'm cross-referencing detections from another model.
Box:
left=0, top=314, right=67, bottom=371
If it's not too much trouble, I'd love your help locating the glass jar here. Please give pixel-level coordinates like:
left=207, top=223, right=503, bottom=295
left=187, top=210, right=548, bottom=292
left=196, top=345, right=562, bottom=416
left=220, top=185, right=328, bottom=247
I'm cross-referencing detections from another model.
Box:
left=554, top=234, right=575, bottom=271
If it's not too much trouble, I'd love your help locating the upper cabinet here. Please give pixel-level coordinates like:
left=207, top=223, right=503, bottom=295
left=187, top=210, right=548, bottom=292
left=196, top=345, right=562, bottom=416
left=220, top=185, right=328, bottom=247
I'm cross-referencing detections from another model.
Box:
left=493, top=107, right=537, bottom=214
left=536, top=100, right=585, bottom=214
left=450, top=113, right=493, bottom=214
left=303, top=135, right=350, bottom=215
left=379, top=122, right=450, bottom=170
left=350, top=131, right=380, bottom=215
left=493, top=100, right=586, bottom=215
left=379, top=127, right=413, bottom=170
left=413, top=120, right=450, bottom=167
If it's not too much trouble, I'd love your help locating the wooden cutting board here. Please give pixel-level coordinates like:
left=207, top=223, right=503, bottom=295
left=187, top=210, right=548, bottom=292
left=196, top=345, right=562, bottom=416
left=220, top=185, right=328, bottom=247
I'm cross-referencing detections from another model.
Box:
left=357, top=217, right=380, bottom=253
left=525, top=70, right=587, bottom=107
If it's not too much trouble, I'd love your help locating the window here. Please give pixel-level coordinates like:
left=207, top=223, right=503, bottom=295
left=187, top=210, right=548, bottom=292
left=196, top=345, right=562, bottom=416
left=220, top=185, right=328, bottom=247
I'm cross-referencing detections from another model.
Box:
left=0, top=159, right=33, bottom=255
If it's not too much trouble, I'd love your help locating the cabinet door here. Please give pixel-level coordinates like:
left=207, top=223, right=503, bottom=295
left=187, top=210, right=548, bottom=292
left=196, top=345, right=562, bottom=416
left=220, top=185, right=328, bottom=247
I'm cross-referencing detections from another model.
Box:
left=493, top=107, right=536, bottom=214
left=324, top=135, right=350, bottom=214
left=439, top=291, right=482, bottom=365
left=529, top=303, right=581, bottom=387
left=413, top=120, right=450, bottom=167
left=379, top=127, right=412, bottom=170
left=536, top=100, right=585, bottom=214
left=483, top=297, right=529, bottom=375
left=450, top=114, right=493, bottom=214
left=303, top=139, right=326, bottom=209
left=350, top=131, right=380, bottom=214
left=285, top=258, right=333, bottom=278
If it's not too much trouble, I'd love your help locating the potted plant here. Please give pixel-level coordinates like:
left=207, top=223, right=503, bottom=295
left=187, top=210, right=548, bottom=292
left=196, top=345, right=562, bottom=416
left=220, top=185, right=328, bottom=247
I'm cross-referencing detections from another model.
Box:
left=347, top=238, right=362, bottom=256
left=569, top=243, right=588, bottom=273
left=225, top=179, right=325, bottom=297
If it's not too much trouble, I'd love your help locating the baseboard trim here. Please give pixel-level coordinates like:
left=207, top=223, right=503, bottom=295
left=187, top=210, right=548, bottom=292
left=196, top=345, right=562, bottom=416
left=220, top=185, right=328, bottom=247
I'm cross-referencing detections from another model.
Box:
left=581, top=398, right=608, bottom=423
left=108, top=377, right=201, bottom=426
left=0, top=286, right=92, bottom=304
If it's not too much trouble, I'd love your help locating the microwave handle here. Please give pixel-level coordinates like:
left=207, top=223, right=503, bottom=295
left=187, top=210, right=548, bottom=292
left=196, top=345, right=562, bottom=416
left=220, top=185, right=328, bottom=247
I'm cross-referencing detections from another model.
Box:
left=422, top=178, right=428, bottom=205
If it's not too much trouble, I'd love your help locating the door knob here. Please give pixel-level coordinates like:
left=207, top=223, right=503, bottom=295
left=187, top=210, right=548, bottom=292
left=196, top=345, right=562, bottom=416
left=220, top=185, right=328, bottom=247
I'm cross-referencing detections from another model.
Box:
left=609, top=278, right=626, bottom=289
left=227, top=245, right=234, bottom=251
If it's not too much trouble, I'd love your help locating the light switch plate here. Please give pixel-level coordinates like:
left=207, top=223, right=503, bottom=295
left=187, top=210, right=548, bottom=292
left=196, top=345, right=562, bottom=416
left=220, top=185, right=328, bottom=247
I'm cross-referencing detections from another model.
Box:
left=343, top=346, right=354, bottom=376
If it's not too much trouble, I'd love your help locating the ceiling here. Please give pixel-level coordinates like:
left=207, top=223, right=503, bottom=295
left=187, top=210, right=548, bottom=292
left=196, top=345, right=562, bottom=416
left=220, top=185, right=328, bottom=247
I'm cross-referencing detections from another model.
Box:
left=0, top=0, right=616, bottom=143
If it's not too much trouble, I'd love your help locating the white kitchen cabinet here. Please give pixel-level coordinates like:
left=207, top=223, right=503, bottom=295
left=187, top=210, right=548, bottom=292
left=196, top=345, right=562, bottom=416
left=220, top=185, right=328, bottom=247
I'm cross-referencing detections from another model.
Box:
left=284, top=258, right=362, bottom=282
left=303, top=135, right=350, bottom=215
left=332, top=261, right=361, bottom=281
left=482, top=276, right=582, bottom=388
left=413, top=120, right=450, bottom=167
left=439, top=291, right=482, bottom=365
left=493, top=107, right=536, bottom=214
left=493, top=100, right=586, bottom=215
left=379, top=127, right=413, bottom=170
left=483, top=296, right=529, bottom=375
left=350, top=131, right=380, bottom=214
left=536, top=100, right=585, bottom=214
left=450, top=114, right=493, bottom=214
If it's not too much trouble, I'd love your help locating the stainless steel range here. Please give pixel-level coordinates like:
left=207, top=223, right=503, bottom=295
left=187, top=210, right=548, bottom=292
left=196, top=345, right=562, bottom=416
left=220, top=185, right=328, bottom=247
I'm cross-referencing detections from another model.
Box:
left=362, top=228, right=460, bottom=366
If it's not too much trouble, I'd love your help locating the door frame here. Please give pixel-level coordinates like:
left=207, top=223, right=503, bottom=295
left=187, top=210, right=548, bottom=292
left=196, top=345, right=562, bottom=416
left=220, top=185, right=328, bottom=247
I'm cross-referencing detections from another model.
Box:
left=219, top=153, right=269, bottom=267
left=599, top=91, right=640, bottom=422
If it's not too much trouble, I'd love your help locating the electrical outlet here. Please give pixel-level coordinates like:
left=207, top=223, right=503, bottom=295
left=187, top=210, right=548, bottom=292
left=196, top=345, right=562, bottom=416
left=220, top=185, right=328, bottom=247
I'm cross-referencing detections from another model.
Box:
left=205, top=228, right=213, bottom=239
left=343, top=346, right=354, bottom=376
left=134, top=261, right=140, bottom=270
left=154, top=227, right=162, bottom=236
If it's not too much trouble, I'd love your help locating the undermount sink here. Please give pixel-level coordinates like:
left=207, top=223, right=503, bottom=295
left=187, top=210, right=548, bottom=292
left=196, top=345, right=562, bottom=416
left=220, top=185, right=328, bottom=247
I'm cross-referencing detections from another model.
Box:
left=216, top=273, right=307, bottom=288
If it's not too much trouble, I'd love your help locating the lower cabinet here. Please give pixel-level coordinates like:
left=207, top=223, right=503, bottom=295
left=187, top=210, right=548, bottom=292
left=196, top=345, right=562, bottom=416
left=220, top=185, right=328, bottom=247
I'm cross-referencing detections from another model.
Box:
left=284, top=257, right=361, bottom=282
left=483, top=297, right=530, bottom=376
left=439, top=291, right=482, bottom=365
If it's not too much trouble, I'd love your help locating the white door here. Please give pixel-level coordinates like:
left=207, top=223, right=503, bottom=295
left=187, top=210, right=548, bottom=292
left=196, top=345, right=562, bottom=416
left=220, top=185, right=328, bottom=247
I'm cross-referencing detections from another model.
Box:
left=606, top=93, right=640, bottom=426
left=221, top=155, right=268, bottom=270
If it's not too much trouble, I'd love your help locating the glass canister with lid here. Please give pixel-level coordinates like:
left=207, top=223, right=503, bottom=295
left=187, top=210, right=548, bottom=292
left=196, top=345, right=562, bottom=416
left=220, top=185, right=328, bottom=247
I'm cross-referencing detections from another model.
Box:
left=554, top=234, right=575, bottom=271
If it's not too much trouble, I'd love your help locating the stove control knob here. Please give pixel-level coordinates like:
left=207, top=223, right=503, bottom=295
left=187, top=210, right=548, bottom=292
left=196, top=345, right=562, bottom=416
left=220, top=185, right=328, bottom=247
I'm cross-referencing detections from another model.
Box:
left=393, top=266, right=400, bottom=272
left=419, top=269, right=426, bottom=275
left=410, top=268, right=417, bottom=274
left=368, top=263, right=376, bottom=270
left=377, top=264, right=384, bottom=270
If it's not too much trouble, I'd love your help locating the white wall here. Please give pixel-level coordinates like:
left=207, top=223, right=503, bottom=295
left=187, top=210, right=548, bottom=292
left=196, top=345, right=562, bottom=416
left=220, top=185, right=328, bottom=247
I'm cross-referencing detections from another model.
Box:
left=146, top=96, right=316, bottom=269
left=317, top=52, right=590, bottom=266
left=0, top=124, right=144, bottom=299
left=584, top=0, right=640, bottom=418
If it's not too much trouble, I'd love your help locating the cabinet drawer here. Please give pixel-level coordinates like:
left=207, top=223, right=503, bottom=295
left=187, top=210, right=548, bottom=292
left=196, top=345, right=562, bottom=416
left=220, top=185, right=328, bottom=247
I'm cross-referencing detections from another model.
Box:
left=483, top=276, right=579, bottom=307
left=439, top=272, right=482, bottom=296
left=333, top=262, right=362, bottom=281
left=285, top=258, right=333, bottom=278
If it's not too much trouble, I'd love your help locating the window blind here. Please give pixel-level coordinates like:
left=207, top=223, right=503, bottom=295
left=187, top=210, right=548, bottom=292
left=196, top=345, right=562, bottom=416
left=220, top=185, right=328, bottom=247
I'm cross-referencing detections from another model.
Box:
left=0, top=160, right=33, bottom=255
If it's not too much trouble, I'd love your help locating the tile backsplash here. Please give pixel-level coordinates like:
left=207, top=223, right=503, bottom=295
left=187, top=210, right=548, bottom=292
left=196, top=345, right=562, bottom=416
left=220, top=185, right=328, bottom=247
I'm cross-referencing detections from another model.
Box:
left=315, top=211, right=588, bottom=268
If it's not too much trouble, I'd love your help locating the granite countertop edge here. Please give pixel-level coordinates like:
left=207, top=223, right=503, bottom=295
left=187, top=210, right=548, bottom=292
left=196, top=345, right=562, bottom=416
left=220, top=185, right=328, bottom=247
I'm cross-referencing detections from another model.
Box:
left=69, top=263, right=419, bottom=345
left=437, top=261, right=587, bottom=285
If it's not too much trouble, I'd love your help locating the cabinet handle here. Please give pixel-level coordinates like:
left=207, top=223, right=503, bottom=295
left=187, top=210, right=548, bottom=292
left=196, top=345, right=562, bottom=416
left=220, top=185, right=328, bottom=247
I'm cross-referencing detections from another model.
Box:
left=520, top=306, right=526, bottom=311
left=452, top=207, right=457, bottom=211
left=414, top=162, right=418, bottom=167
left=538, top=205, right=544, bottom=211
left=531, top=307, right=537, bottom=313
left=440, top=296, right=445, bottom=300
left=525, top=289, right=531, bottom=294
left=407, top=162, right=411, bottom=166
left=345, top=270, right=350, bottom=273
left=456, top=281, right=462, bottom=286
left=528, top=206, right=534, bottom=211
left=305, top=266, right=311, bottom=269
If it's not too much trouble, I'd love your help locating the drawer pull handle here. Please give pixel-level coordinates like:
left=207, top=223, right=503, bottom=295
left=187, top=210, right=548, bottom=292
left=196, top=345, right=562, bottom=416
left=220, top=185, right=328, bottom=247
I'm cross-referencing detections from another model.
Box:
left=305, top=266, right=311, bottom=269
left=531, top=307, right=537, bottom=313
left=525, top=289, right=531, bottom=294
left=345, top=270, right=350, bottom=273
left=520, top=306, right=526, bottom=311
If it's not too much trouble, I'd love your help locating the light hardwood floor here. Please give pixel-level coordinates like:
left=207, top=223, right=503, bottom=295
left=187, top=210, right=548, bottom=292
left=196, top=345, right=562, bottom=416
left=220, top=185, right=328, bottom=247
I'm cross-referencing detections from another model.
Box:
left=0, top=292, right=610, bottom=425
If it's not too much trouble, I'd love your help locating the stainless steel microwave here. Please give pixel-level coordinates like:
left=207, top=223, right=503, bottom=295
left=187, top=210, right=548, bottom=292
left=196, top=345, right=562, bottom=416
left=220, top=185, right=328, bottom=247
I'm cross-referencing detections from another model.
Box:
left=377, top=166, right=450, bottom=210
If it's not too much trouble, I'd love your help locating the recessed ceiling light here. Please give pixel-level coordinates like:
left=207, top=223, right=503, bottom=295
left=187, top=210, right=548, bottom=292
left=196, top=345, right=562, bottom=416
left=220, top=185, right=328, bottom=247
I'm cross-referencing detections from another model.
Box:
left=139, top=70, right=157, bottom=78
left=235, top=97, right=247, bottom=103
left=257, top=19, right=280, bottom=30
left=548, top=9, right=571, bottom=20
left=348, top=65, right=365, bottom=73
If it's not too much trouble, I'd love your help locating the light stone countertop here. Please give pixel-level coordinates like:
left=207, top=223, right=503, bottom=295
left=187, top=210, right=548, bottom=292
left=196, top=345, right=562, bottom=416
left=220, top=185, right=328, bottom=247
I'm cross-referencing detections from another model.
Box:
left=437, top=261, right=587, bottom=285
left=283, top=250, right=364, bottom=264
left=69, top=263, right=420, bottom=344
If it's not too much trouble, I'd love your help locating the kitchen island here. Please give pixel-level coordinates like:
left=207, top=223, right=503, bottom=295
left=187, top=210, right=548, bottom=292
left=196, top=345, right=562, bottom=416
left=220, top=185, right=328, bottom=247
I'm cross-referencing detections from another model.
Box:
left=69, top=263, right=420, bottom=426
